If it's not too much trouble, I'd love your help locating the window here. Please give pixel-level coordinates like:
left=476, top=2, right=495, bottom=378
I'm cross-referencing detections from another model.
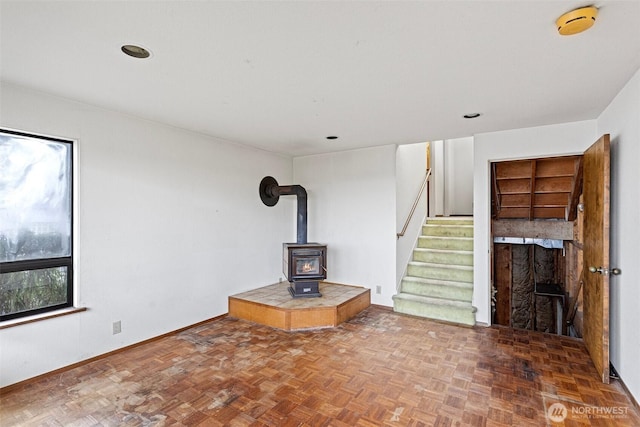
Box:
left=0, top=129, right=73, bottom=321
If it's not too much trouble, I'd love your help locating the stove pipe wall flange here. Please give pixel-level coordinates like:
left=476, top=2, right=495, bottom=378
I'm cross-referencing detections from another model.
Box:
left=259, top=176, right=308, bottom=244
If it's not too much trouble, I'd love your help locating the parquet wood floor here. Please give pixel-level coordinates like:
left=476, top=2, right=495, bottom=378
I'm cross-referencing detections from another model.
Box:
left=1, top=306, right=638, bottom=426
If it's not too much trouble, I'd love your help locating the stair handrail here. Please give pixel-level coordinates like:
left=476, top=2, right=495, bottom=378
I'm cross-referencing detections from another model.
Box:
left=397, top=168, right=431, bottom=239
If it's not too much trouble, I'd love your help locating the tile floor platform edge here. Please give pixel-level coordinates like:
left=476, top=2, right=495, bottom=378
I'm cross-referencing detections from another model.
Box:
left=228, top=281, right=371, bottom=331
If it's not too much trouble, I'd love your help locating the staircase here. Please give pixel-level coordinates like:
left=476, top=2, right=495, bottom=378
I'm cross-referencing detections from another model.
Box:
left=393, top=217, right=476, bottom=326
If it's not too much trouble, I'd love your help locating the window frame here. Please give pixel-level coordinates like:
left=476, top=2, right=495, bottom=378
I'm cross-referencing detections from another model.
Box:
left=0, top=128, right=74, bottom=322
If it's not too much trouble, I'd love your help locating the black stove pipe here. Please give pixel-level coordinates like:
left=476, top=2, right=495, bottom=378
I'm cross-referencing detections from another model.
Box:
left=259, top=176, right=308, bottom=244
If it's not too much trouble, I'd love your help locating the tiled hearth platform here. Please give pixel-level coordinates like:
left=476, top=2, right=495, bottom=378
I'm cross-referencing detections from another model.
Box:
left=229, top=281, right=370, bottom=330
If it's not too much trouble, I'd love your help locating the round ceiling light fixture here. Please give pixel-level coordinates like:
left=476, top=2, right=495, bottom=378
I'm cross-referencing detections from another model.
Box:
left=556, top=6, right=598, bottom=36
left=121, top=44, right=151, bottom=59
left=463, top=113, right=481, bottom=119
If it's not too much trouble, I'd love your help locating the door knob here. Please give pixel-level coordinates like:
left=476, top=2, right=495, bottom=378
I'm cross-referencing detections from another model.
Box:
left=588, top=266, right=622, bottom=276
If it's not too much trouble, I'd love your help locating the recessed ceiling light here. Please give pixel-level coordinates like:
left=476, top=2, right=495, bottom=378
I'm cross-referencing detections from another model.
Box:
left=463, top=113, right=481, bottom=119
left=326, top=136, right=339, bottom=140
left=121, top=44, right=151, bottom=59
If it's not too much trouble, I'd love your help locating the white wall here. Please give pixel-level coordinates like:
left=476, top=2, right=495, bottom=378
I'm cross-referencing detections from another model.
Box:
left=444, top=137, right=474, bottom=216
left=396, top=142, right=428, bottom=286
left=293, top=145, right=397, bottom=306
left=473, top=120, right=597, bottom=325
left=597, top=68, right=640, bottom=401
left=0, top=83, right=293, bottom=387
left=431, top=140, right=445, bottom=216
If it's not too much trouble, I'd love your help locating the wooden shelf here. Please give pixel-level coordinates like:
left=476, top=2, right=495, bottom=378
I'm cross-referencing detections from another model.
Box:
left=492, top=156, right=583, bottom=220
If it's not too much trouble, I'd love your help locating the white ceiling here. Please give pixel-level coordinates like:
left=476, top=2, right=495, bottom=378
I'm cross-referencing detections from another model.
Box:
left=2, top=1, right=640, bottom=156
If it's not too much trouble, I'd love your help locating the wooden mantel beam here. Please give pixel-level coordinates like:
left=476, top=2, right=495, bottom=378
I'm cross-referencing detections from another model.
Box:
left=492, top=219, right=573, bottom=240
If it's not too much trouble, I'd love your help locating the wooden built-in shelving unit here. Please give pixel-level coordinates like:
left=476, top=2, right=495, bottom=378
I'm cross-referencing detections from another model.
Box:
left=492, top=156, right=583, bottom=221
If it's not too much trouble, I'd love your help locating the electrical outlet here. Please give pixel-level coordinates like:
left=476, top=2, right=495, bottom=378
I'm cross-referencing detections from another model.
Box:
left=376, top=286, right=382, bottom=295
left=112, top=320, right=122, bottom=335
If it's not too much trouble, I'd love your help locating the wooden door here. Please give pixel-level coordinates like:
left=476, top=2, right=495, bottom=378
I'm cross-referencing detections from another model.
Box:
left=582, top=134, right=610, bottom=384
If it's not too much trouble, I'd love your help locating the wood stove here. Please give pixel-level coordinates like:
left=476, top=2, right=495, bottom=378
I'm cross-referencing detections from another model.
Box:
left=259, top=176, right=327, bottom=298
left=283, top=243, right=327, bottom=298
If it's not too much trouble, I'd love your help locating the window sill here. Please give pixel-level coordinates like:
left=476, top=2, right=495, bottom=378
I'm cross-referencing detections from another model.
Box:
left=0, top=307, right=87, bottom=330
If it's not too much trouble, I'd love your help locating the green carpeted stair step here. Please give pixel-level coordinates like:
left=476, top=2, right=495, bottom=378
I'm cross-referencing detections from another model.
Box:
left=400, top=276, right=473, bottom=302
left=418, top=235, right=473, bottom=251
left=407, top=261, right=473, bottom=283
left=412, top=247, right=473, bottom=266
left=392, top=293, right=476, bottom=326
left=426, top=217, right=474, bottom=226
left=422, top=224, right=473, bottom=238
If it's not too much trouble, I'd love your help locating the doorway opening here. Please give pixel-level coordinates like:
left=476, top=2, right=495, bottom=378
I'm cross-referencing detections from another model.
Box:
left=491, top=155, right=584, bottom=337
left=491, top=135, right=611, bottom=383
